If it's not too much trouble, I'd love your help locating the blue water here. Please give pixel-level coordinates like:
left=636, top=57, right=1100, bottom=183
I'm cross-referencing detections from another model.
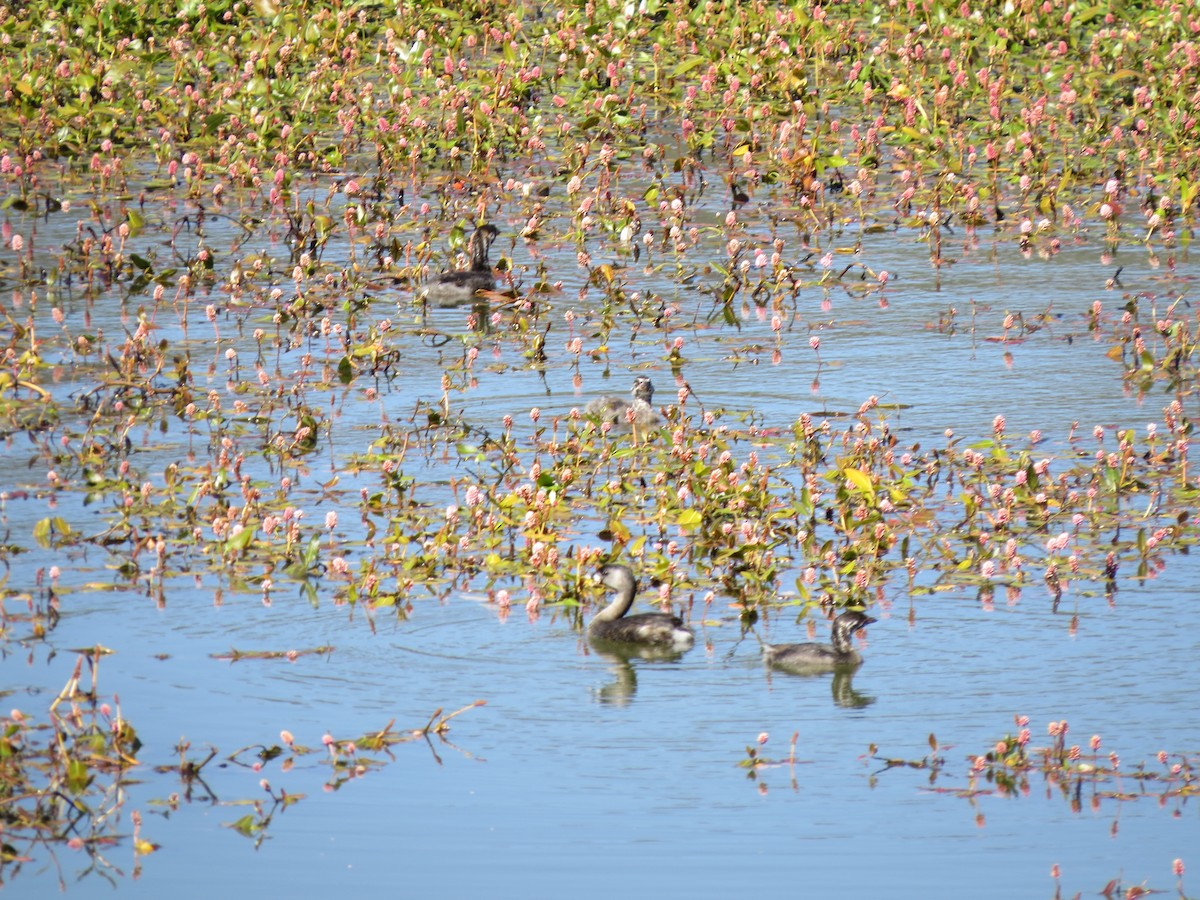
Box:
left=13, top=569, right=1194, bottom=897
left=2, top=180, right=1198, bottom=898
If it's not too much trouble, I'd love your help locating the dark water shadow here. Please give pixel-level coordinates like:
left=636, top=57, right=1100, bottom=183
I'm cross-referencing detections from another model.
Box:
left=763, top=663, right=876, bottom=709
left=588, top=639, right=691, bottom=706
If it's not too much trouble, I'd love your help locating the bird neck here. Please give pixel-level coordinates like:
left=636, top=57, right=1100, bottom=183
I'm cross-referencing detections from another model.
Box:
left=830, top=625, right=855, bottom=654
left=594, top=579, right=636, bottom=622
left=469, top=233, right=492, bottom=271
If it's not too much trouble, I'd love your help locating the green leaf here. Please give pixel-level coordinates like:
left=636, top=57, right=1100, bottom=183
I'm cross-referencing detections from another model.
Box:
left=224, top=527, right=256, bottom=553
left=671, top=56, right=706, bottom=77
left=67, top=758, right=92, bottom=793
left=605, top=518, right=631, bottom=543
left=842, top=467, right=876, bottom=500
left=32, top=517, right=72, bottom=548
left=32, top=517, right=52, bottom=549
left=1101, top=465, right=1120, bottom=493
left=226, top=814, right=261, bottom=837
left=301, top=534, right=322, bottom=569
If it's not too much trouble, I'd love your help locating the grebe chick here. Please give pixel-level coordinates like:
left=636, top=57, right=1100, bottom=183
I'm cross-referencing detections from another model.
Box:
left=422, top=224, right=500, bottom=309
left=584, top=376, right=661, bottom=430
left=761, top=610, right=876, bottom=674
left=589, top=563, right=694, bottom=650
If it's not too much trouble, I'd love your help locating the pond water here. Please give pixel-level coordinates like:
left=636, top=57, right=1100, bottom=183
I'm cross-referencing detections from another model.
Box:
left=4, top=206, right=1197, bottom=897
left=3, top=8, right=1200, bottom=891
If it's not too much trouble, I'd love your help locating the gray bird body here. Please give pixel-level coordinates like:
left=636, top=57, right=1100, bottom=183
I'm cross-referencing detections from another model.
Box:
left=422, top=224, right=500, bottom=308
left=589, top=563, right=693, bottom=650
left=584, top=376, right=661, bottom=430
left=762, top=610, right=876, bottom=674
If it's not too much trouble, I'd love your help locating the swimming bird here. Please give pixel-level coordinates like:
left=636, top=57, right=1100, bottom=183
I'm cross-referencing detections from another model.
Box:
left=422, top=224, right=500, bottom=308
left=589, top=563, right=694, bottom=650
left=761, top=610, right=876, bottom=674
left=584, top=375, right=661, bottom=430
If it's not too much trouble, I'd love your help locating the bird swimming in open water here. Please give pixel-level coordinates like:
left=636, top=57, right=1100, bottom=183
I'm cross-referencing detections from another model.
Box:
left=421, top=224, right=500, bottom=308
left=589, top=563, right=694, bottom=650
left=584, top=375, right=661, bottom=430
left=761, top=610, right=876, bottom=674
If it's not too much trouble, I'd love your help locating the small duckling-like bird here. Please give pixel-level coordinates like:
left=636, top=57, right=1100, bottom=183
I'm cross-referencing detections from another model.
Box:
left=584, top=375, right=661, bottom=430
left=589, top=563, right=694, bottom=650
left=761, top=610, right=876, bottom=674
left=422, top=224, right=500, bottom=308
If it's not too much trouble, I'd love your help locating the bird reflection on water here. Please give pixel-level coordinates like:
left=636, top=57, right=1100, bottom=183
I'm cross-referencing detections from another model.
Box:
left=762, top=664, right=875, bottom=709
left=587, top=639, right=692, bottom=707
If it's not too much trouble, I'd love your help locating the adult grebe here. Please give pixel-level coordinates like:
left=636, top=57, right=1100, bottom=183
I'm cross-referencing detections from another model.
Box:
left=422, top=224, right=500, bottom=308
left=589, top=563, right=694, bottom=650
left=761, top=610, right=876, bottom=674
left=584, top=375, right=661, bottom=430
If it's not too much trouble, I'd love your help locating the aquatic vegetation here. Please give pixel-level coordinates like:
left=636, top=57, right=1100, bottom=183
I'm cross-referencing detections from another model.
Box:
left=1, top=0, right=1198, bottom=890
left=1050, top=860, right=1195, bottom=900
left=862, top=716, right=1199, bottom=835
left=0, top=651, right=146, bottom=884
left=741, top=720, right=1196, bottom=896
left=862, top=719, right=1199, bottom=898
left=0, top=649, right=484, bottom=879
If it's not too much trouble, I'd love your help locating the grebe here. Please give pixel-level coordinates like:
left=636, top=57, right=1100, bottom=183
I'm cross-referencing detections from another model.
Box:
left=584, top=376, right=661, bottom=430
left=761, top=610, right=876, bottom=674
left=589, top=563, right=693, bottom=650
left=422, top=224, right=499, bottom=309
